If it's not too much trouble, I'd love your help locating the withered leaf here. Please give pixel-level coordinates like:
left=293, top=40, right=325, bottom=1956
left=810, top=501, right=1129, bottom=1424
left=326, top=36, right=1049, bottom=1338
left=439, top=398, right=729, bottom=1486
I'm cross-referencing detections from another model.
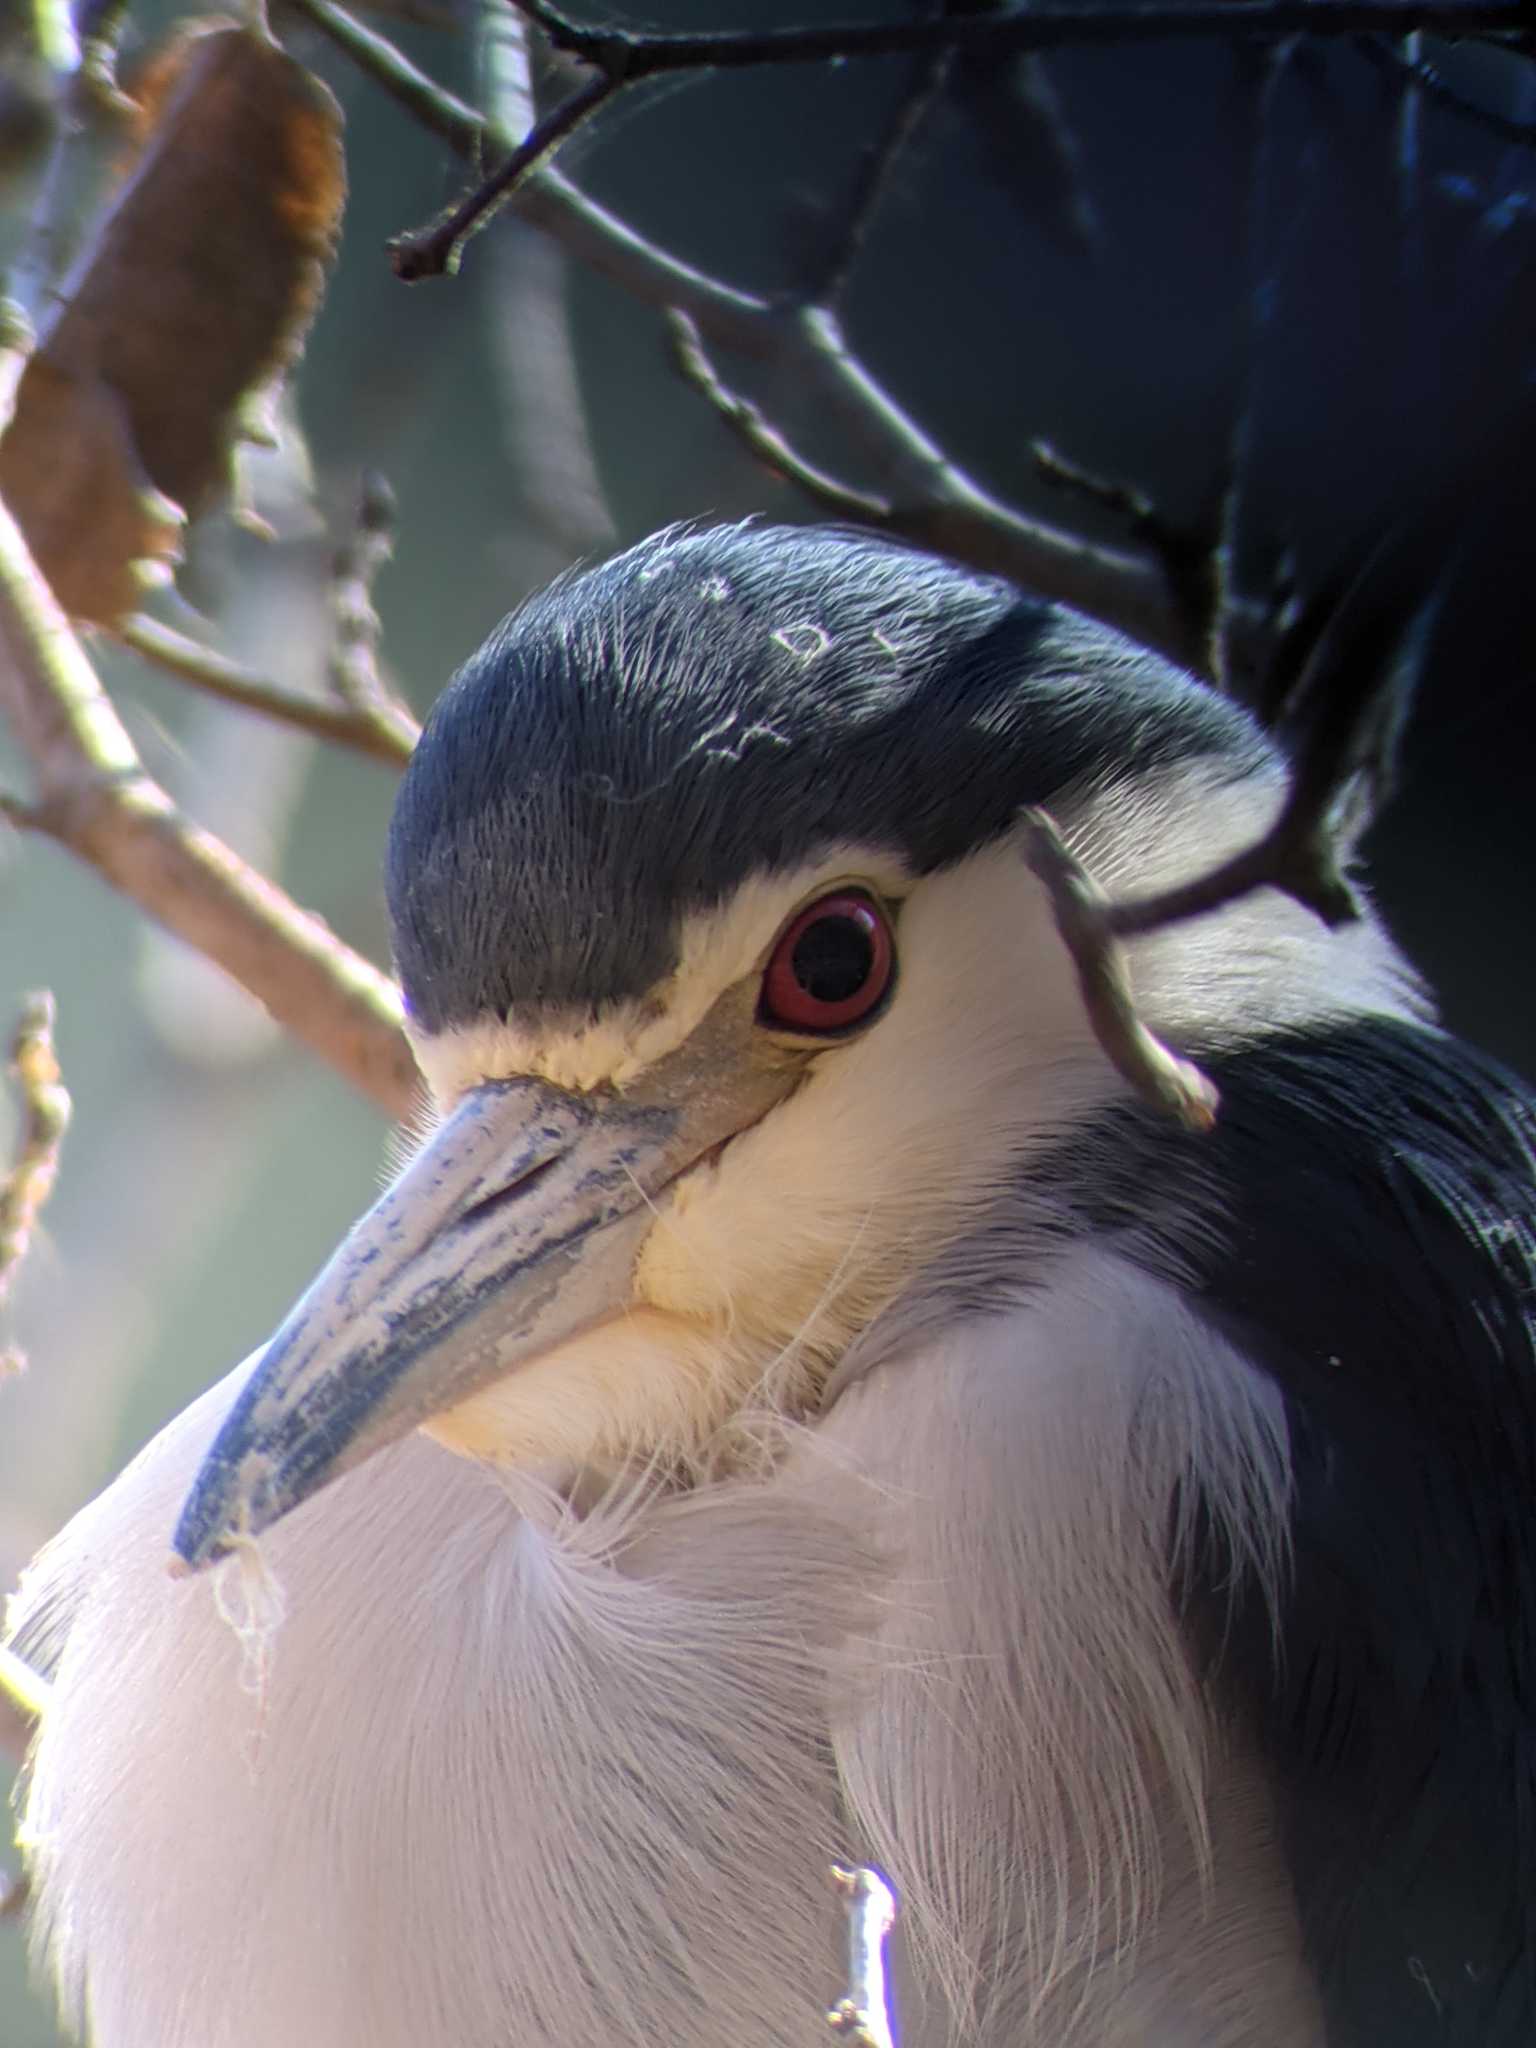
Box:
left=0, top=21, right=346, bottom=625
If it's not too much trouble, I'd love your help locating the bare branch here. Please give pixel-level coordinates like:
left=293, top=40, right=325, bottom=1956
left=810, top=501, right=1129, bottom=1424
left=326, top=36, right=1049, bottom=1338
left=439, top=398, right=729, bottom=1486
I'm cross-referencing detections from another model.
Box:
left=1031, top=438, right=1224, bottom=665
left=1022, top=809, right=1221, bottom=1132
left=391, top=69, right=619, bottom=280
left=0, top=1642, right=50, bottom=1722
left=0, top=991, right=71, bottom=1367
left=0, top=1692, right=33, bottom=1769
left=1101, top=766, right=1359, bottom=939
left=788, top=307, right=1190, bottom=659
left=806, top=35, right=951, bottom=307
left=296, top=0, right=1224, bottom=670
left=1014, top=544, right=1416, bottom=1123
left=413, top=0, right=1527, bottom=279
left=509, top=0, right=1526, bottom=74
left=671, top=304, right=1204, bottom=672
left=0, top=1640, right=50, bottom=1772
left=0, top=482, right=418, bottom=1118
left=1031, top=439, right=1159, bottom=528
left=1017, top=540, right=1422, bottom=1122
left=116, top=615, right=418, bottom=764
left=1354, top=28, right=1536, bottom=143
left=288, top=0, right=488, bottom=155
left=667, top=313, right=890, bottom=522
left=325, top=472, right=420, bottom=749
left=290, top=0, right=776, bottom=348
left=827, top=1865, right=898, bottom=2048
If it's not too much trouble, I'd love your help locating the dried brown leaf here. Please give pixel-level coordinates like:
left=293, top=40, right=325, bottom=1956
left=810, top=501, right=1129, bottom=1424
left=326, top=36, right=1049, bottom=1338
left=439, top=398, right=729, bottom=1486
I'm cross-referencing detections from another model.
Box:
left=0, top=358, right=184, bottom=622
left=0, top=21, right=346, bottom=625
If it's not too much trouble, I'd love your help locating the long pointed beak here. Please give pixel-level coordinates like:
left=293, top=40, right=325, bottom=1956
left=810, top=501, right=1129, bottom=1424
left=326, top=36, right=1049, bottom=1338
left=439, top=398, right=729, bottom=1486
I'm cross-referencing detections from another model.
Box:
left=173, top=1005, right=789, bottom=1570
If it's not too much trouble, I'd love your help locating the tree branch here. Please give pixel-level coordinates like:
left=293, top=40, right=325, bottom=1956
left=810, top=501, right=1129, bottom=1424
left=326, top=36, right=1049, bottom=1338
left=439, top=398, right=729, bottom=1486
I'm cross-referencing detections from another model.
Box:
left=509, top=0, right=1525, bottom=74
left=0, top=484, right=418, bottom=1119
left=667, top=312, right=890, bottom=521
left=1022, top=809, right=1222, bottom=1131
left=295, top=0, right=1230, bottom=670
left=804, top=28, right=951, bottom=307
left=115, top=615, right=418, bottom=764
left=0, top=1640, right=49, bottom=1776
left=392, top=0, right=1532, bottom=284
left=438, top=0, right=1529, bottom=278
left=0, top=991, right=71, bottom=1370
left=827, top=1865, right=897, bottom=2048
left=288, top=0, right=777, bottom=347
left=1015, top=532, right=1431, bottom=1124
left=1354, top=26, right=1536, bottom=141
left=324, top=471, right=421, bottom=746
left=391, top=68, right=620, bottom=280
left=669, top=305, right=1206, bottom=672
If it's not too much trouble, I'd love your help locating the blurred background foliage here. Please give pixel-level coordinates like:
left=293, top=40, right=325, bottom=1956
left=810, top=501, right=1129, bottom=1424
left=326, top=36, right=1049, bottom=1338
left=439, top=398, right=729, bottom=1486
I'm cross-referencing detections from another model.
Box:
left=1, top=0, right=1534, bottom=2036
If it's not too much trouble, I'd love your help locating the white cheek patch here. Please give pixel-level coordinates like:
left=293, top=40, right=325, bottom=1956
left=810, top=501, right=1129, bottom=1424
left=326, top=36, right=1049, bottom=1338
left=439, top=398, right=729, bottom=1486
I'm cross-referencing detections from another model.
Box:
left=627, top=842, right=1122, bottom=1417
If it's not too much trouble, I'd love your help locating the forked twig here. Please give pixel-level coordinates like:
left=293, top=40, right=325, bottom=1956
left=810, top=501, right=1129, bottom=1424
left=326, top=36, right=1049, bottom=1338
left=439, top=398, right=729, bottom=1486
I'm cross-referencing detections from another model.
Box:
left=116, top=473, right=419, bottom=766
left=0, top=991, right=71, bottom=1365
left=0, top=1638, right=52, bottom=1784
left=390, top=69, right=619, bottom=280
left=0, top=467, right=418, bottom=1116
left=828, top=1864, right=898, bottom=2048
left=1023, top=811, right=1222, bottom=1132
left=116, top=616, right=418, bottom=764
left=388, top=0, right=1525, bottom=276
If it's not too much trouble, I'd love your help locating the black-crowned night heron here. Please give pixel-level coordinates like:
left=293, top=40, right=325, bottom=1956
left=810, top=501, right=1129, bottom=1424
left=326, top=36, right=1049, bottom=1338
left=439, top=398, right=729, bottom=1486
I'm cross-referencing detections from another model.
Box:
left=8, top=523, right=1535, bottom=2048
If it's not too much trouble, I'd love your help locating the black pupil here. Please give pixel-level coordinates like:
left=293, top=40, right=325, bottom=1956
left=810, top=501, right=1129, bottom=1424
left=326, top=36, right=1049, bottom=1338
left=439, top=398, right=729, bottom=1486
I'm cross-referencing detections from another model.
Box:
left=791, top=914, right=874, bottom=1004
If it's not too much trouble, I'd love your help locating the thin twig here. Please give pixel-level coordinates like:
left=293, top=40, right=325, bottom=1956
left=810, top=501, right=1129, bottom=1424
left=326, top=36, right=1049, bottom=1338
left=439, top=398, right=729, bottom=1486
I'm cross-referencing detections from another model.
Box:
left=1022, top=809, right=1222, bottom=1132
left=670, top=304, right=1203, bottom=672
left=1032, top=440, right=1158, bottom=528
left=390, top=68, right=619, bottom=279
left=0, top=303, right=34, bottom=437
left=1018, top=538, right=1420, bottom=1123
left=0, top=992, right=71, bottom=1366
left=0, top=1640, right=51, bottom=1776
left=297, top=0, right=1287, bottom=676
left=325, top=472, right=417, bottom=743
left=509, top=0, right=1526, bottom=72
left=1031, top=437, right=1225, bottom=659
left=289, top=0, right=776, bottom=348
left=0, top=1641, right=51, bottom=1721
left=1355, top=28, right=1536, bottom=141
left=667, top=313, right=889, bottom=519
left=1100, top=767, right=1358, bottom=938
left=0, top=1640, right=49, bottom=1810
left=291, top=0, right=1231, bottom=670
left=289, top=0, right=489, bottom=153
left=827, top=1865, right=898, bottom=2048
left=0, top=476, right=418, bottom=1118
left=116, top=615, right=418, bottom=764
left=794, top=305, right=1202, bottom=663
left=808, top=31, right=951, bottom=306
left=397, top=0, right=1529, bottom=280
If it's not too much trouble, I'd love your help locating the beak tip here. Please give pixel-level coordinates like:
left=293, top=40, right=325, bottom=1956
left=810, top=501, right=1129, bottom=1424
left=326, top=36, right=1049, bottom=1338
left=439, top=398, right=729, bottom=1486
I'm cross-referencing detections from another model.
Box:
left=169, top=1494, right=229, bottom=1576
left=171, top=1438, right=279, bottom=1575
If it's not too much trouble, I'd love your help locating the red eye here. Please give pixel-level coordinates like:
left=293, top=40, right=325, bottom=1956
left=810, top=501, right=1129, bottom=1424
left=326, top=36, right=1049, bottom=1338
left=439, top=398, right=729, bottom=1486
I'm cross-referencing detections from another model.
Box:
left=759, top=892, right=894, bottom=1034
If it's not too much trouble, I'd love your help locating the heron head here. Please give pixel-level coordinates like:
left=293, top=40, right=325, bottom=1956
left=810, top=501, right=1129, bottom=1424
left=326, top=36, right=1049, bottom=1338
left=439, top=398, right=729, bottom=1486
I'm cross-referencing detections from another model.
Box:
left=173, top=522, right=1289, bottom=1570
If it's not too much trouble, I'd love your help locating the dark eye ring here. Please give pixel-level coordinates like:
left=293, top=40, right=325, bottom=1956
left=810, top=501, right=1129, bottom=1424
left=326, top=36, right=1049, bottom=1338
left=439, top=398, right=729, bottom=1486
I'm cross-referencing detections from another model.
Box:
left=758, top=891, right=894, bottom=1035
